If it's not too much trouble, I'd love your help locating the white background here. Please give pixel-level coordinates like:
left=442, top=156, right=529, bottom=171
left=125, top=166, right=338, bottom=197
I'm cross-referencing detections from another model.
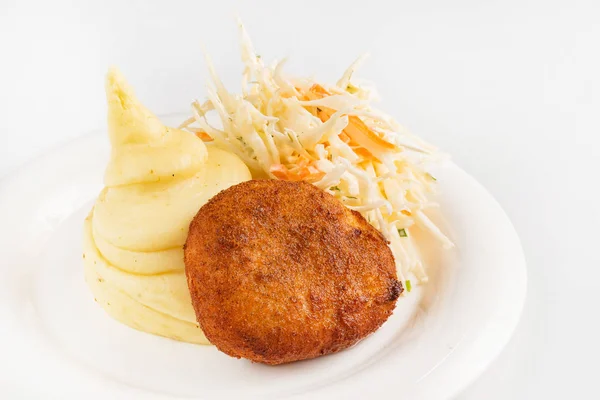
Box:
left=0, top=0, right=598, bottom=398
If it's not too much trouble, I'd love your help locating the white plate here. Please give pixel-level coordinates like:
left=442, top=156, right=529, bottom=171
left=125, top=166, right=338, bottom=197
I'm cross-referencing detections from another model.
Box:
left=0, top=115, right=526, bottom=400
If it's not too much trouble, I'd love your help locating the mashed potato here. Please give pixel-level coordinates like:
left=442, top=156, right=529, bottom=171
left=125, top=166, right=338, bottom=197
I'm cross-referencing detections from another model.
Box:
left=82, top=68, right=250, bottom=344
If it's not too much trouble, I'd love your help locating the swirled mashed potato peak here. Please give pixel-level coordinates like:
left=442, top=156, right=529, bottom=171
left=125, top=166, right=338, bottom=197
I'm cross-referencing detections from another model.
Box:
left=83, top=68, right=251, bottom=344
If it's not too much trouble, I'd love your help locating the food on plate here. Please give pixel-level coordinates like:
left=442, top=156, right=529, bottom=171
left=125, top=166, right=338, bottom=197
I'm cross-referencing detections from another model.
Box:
left=81, top=19, right=453, bottom=361
left=185, top=179, right=401, bottom=365
left=181, top=21, right=453, bottom=293
left=82, top=68, right=251, bottom=343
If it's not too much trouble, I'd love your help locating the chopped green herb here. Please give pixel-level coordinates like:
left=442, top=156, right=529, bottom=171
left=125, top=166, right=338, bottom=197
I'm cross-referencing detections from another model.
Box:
left=346, top=196, right=357, bottom=199
left=405, top=279, right=412, bottom=292
left=330, top=186, right=341, bottom=191
left=346, top=83, right=359, bottom=94
left=426, top=172, right=437, bottom=182
left=398, top=228, right=408, bottom=237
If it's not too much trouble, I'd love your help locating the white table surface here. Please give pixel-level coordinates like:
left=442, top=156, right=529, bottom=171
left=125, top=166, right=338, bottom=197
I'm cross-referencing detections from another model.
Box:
left=1, top=1, right=598, bottom=398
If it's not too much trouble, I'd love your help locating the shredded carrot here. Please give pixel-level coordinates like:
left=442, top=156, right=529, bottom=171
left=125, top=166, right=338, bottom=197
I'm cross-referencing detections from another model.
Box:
left=309, top=84, right=330, bottom=96
left=353, top=147, right=376, bottom=160
left=345, top=114, right=397, bottom=151
left=189, top=129, right=214, bottom=142
left=270, top=164, right=295, bottom=180
left=339, top=132, right=351, bottom=143
left=304, top=84, right=398, bottom=160
left=269, top=163, right=325, bottom=181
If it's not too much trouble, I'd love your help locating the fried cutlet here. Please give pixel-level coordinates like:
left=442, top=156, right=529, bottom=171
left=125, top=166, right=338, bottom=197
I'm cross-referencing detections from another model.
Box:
left=184, top=179, right=401, bottom=365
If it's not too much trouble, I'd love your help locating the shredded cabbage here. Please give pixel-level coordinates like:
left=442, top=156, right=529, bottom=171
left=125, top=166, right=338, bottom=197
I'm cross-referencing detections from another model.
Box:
left=181, top=19, right=453, bottom=293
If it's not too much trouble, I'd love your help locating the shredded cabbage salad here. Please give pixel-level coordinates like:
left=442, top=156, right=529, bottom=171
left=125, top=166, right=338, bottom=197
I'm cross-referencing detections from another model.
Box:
left=180, top=19, right=453, bottom=292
